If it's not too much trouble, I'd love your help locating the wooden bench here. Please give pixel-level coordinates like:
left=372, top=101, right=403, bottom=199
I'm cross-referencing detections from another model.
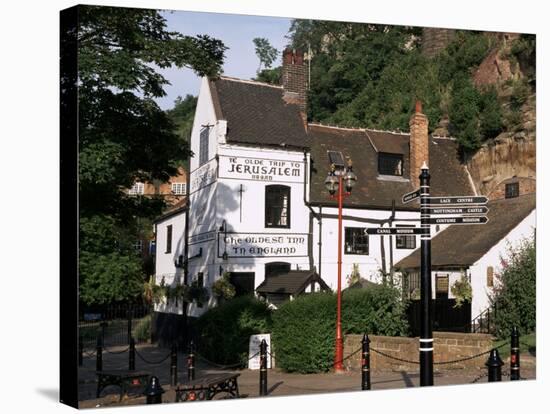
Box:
left=175, top=373, right=240, bottom=402
left=96, top=370, right=150, bottom=400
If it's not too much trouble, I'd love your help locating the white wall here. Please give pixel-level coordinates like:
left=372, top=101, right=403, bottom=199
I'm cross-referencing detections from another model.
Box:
left=154, top=211, right=187, bottom=315
left=469, top=209, right=536, bottom=317
left=313, top=206, right=425, bottom=290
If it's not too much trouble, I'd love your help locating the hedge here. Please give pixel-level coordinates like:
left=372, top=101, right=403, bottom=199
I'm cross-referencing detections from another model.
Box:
left=272, top=286, right=408, bottom=373
left=193, top=296, right=272, bottom=366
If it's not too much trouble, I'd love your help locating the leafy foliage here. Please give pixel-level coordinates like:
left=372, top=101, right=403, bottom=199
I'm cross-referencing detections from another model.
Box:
left=193, top=296, right=272, bottom=366
left=272, top=286, right=408, bottom=373
left=77, top=6, right=226, bottom=304
left=253, top=37, right=278, bottom=72
left=212, top=272, right=237, bottom=300
left=254, top=67, right=282, bottom=85
left=450, top=272, right=472, bottom=308
left=287, top=21, right=511, bottom=152
left=490, top=235, right=536, bottom=339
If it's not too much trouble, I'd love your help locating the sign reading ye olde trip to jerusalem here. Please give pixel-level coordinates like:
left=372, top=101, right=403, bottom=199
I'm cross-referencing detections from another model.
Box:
left=219, top=155, right=304, bottom=183
left=219, top=233, right=308, bottom=258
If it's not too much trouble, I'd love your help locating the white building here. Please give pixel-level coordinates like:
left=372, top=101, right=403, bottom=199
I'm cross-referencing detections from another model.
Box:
left=396, top=193, right=536, bottom=320
left=152, top=49, right=535, bottom=337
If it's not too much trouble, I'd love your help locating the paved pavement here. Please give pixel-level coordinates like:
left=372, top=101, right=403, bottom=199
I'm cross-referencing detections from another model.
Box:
left=78, top=343, right=536, bottom=408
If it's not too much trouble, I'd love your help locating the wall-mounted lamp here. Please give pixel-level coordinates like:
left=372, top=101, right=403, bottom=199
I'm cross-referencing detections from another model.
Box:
left=220, top=220, right=228, bottom=261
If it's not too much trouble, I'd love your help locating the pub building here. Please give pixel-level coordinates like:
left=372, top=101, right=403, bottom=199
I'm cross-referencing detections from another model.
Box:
left=152, top=49, right=524, bottom=342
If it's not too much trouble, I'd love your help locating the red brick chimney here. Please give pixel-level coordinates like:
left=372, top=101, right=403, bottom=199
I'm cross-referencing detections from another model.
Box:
left=409, top=100, right=429, bottom=188
left=282, top=48, right=308, bottom=123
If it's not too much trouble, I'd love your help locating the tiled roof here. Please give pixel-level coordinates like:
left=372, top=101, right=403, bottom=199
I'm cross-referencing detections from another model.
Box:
left=308, top=124, right=474, bottom=209
left=395, top=193, right=536, bottom=269
left=256, top=270, right=329, bottom=295
left=209, top=77, right=309, bottom=149
left=209, top=76, right=475, bottom=209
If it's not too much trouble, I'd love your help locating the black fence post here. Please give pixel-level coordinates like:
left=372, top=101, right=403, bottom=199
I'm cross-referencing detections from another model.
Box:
left=129, top=337, right=135, bottom=371
left=510, top=326, right=520, bottom=380
left=171, top=343, right=178, bottom=386
left=259, top=339, right=268, bottom=396
left=361, top=333, right=371, bottom=390
left=96, top=334, right=103, bottom=372
left=79, top=335, right=83, bottom=367
left=127, top=304, right=133, bottom=344
left=486, top=348, right=504, bottom=382
left=187, top=340, right=195, bottom=381
left=100, top=321, right=107, bottom=346
left=144, top=376, right=165, bottom=404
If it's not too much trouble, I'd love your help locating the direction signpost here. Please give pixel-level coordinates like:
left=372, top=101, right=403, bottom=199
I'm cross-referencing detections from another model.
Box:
left=427, top=216, right=489, bottom=225
left=366, top=165, right=490, bottom=387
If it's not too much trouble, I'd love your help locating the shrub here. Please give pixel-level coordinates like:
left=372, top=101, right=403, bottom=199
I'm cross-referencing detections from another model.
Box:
left=272, top=286, right=408, bottom=373
left=133, top=314, right=151, bottom=342
left=193, top=296, right=272, bottom=366
left=490, top=235, right=536, bottom=339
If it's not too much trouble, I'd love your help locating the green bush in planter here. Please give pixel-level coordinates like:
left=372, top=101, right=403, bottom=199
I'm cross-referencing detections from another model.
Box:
left=193, top=296, right=272, bottom=366
left=272, top=286, right=408, bottom=373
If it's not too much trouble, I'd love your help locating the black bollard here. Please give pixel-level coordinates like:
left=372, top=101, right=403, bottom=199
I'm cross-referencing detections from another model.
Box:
left=259, top=339, right=268, bottom=396
left=129, top=337, right=135, bottom=371
left=144, top=376, right=165, bottom=404
left=361, top=334, right=371, bottom=390
left=96, top=334, right=103, bottom=372
left=79, top=335, right=83, bottom=367
left=510, top=326, right=520, bottom=380
left=171, top=343, right=178, bottom=386
left=187, top=340, right=195, bottom=381
left=486, top=348, right=504, bottom=382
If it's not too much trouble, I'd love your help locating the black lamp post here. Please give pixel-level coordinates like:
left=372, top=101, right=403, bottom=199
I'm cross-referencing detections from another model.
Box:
left=220, top=220, right=228, bottom=260
left=324, top=159, right=357, bottom=372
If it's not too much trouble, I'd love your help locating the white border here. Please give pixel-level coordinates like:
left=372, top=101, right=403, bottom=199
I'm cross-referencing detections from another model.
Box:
left=1, top=1, right=547, bottom=413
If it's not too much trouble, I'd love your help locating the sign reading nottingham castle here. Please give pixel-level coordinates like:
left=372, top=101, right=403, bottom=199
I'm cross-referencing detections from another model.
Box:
left=219, top=155, right=303, bottom=183
left=219, top=233, right=308, bottom=258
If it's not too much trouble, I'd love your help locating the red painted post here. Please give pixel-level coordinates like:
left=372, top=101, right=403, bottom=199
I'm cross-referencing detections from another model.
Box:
left=334, top=174, right=344, bottom=373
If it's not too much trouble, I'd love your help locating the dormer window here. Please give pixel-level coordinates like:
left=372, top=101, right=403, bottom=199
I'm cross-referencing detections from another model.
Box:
left=378, top=153, right=403, bottom=176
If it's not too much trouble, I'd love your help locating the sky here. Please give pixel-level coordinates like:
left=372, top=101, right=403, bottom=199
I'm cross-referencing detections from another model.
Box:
left=155, top=9, right=293, bottom=110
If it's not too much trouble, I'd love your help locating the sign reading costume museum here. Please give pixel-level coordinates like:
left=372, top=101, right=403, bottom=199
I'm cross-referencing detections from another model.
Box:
left=189, top=158, right=217, bottom=193
left=218, top=233, right=308, bottom=257
left=219, top=155, right=304, bottom=183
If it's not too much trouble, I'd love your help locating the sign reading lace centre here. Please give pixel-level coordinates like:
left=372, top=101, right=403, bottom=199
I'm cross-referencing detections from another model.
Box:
left=219, top=233, right=308, bottom=258
left=219, top=155, right=304, bottom=183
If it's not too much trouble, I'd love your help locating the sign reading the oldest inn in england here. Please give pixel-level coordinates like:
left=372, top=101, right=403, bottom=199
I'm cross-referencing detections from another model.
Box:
left=218, top=155, right=304, bottom=183
left=218, top=233, right=308, bottom=258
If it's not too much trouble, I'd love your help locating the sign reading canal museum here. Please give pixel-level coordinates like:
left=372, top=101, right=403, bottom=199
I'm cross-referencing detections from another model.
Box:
left=366, top=227, right=427, bottom=235
left=219, top=155, right=304, bottom=183
left=218, top=232, right=308, bottom=257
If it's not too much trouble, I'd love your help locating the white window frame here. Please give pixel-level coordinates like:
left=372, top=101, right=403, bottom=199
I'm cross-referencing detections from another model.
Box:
left=171, top=182, right=187, bottom=195
left=129, top=182, right=145, bottom=195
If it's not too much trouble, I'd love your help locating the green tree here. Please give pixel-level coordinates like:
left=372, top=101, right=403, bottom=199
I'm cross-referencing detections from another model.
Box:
left=77, top=6, right=226, bottom=304
left=491, top=235, right=536, bottom=339
left=253, top=37, right=278, bottom=72
left=166, top=94, right=198, bottom=170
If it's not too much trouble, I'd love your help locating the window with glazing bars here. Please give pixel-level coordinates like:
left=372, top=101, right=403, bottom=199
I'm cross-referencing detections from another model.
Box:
left=344, top=227, right=369, bottom=255
left=265, top=185, right=290, bottom=228
left=378, top=153, right=403, bottom=176
left=199, top=127, right=209, bottom=166
left=505, top=182, right=519, bottom=198
left=396, top=225, right=416, bottom=249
